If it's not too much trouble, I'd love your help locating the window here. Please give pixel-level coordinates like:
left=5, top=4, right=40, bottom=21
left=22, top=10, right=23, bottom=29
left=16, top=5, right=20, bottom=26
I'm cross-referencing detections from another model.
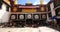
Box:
left=0, top=1, right=2, bottom=9
left=18, top=8, right=22, bottom=12
left=48, top=5, right=51, bottom=11
left=37, top=8, right=40, bottom=12
left=48, top=12, right=52, bottom=17
left=55, top=8, right=60, bottom=16
left=6, top=6, right=9, bottom=11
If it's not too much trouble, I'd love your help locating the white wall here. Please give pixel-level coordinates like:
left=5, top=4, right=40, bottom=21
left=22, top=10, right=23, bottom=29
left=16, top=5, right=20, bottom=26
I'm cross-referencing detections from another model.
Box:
left=0, top=3, right=10, bottom=23
left=50, top=3, right=56, bottom=17
left=50, top=2, right=56, bottom=21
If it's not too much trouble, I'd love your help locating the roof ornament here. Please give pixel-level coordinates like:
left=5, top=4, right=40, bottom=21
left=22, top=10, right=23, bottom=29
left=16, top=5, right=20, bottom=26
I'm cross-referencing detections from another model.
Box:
left=40, top=0, right=45, bottom=11
left=40, top=0, right=44, bottom=5
left=14, top=0, right=17, bottom=4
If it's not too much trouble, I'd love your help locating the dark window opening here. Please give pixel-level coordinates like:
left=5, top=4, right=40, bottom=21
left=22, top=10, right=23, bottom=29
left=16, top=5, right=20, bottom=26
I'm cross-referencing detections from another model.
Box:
left=18, top=8, right=22, bottom=12
left=6, top=6, right=9, bottom=11
left=0, top=1, right=2, bottom=9
left=55, top=9, right=60, bottom=16
left=47, top=5, right=51, bottom=11
left=37, top=8, right=40, bottom=12
left=48, top=12, right=52, bottom=17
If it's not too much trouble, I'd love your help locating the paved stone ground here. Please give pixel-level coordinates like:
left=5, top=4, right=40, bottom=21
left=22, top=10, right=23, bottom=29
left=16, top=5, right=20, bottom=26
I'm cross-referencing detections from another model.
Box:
left=47, top=25, right=60, bottom=31
left=0, top=26, right=59, bottom=32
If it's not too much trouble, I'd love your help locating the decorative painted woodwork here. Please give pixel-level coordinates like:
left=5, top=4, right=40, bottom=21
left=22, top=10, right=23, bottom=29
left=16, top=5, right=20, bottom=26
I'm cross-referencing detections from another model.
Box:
left=22, top=8, right=36, bottom=13
left=27, top=14, right=32, bottom=19
left=13, top=7, right=17, bottom=12
left=41, top=7, right=45, bottom=11
left=41, top=14, right=47, bottom=20
left=10, top=14, right=17, bottom=20
left=18, top=14, right=25, bottom=20
left=11, top=15, right=16, bottom=19
left=33, top=14, right=40, bottom=19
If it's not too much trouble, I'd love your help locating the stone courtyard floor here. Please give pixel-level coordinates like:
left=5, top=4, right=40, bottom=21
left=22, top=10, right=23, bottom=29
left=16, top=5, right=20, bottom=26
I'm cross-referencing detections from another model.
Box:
left=0, top=26, right=59, bottom=32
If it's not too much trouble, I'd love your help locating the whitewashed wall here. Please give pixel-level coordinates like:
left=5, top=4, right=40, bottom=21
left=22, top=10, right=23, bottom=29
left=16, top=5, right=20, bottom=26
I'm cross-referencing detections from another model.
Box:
left=50, top=2, right=56, bottom=21
left=50, top=3, right=56, bottom=17
left=0, top=3, right=10, bottom=23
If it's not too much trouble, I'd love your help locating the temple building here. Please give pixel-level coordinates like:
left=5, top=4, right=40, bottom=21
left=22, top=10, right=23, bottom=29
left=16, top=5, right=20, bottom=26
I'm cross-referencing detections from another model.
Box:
left=0, top=0, right=55, bottom=27
left=9, top=0, right=48, bottom=27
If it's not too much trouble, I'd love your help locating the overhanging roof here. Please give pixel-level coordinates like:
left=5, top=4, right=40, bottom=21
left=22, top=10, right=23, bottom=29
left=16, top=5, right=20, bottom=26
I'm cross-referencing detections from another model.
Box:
left=2, top=0, right=11, bottom=7
left=18, top=6, right=39, bottom=8
left=3, top=0, right=10, bottom=5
